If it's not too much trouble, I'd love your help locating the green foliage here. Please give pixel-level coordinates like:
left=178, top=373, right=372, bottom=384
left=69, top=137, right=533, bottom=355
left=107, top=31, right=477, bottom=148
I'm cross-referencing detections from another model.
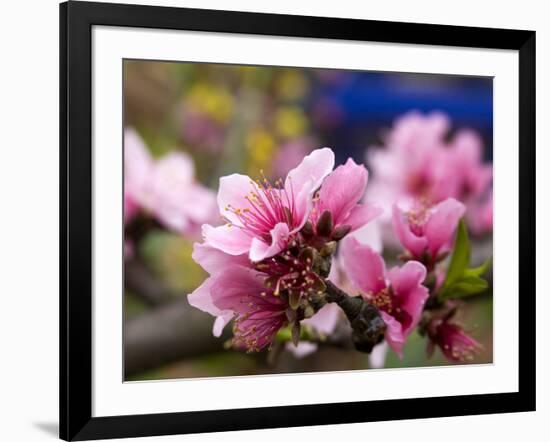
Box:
left=439, top=220, right=491, bottom=301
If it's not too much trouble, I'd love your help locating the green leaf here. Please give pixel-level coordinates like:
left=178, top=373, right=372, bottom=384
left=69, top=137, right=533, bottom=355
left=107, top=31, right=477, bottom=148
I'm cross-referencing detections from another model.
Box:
left=464, top=257, right=492, bottom=278
left=445, top=275, right=489, bottom=299
left=441, top=219, right=470, bottom=294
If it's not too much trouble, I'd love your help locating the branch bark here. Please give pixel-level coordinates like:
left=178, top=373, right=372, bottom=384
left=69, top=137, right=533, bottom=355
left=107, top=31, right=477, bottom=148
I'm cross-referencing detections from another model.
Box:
left=124, top=297, right=231, bottom=377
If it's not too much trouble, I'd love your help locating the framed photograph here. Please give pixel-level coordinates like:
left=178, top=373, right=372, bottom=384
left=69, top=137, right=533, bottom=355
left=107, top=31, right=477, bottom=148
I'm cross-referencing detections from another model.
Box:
left=60, top=1, right=535, bottom=440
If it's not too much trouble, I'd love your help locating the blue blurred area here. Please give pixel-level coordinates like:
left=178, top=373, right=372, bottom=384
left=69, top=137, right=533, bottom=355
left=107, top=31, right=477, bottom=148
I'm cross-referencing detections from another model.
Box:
left=311, top=70, right=493, bottom=165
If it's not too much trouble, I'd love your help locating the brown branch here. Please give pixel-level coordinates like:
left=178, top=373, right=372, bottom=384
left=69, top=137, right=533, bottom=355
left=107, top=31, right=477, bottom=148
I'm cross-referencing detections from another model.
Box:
left=124, top=297, right=231, bottom=377
left=324, top=280, right=386, bottom=353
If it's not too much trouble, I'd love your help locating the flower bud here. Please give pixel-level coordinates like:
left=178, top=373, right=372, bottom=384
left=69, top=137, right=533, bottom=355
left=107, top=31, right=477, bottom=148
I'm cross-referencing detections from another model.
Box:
left=316, top=210, right=334, bottom=237
left=332, top=224, right=352, bottom=241
left=300, top=220, right=314, bottom=238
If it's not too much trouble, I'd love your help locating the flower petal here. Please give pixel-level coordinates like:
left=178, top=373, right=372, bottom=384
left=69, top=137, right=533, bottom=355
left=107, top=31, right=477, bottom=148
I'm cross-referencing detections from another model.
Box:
left=188, top=277, right=234, bottom=336
left=285, top=148, right=335, bottom=226
left=285, top=147, right=335, bottom=195
left=425, top=198, right=466, bottom=257
left=380, top=311, right=405, bottom=358
left=216, top=173, right=256, bottom=226
left=340, top=237, right=387, bottom=294
left=286, top=341, right=318, bottom=358
left=212, top=314, right=234, bottom=337
left=392, top=204, right=428, bottom=258
left=369, top=342, right=389, bottom=369
left=317, top=158, right=368, bottom=226
left=210, top=266, right=281, bottom=314
left=249, top=222, right=290, bottom=262
left=202, top=224, right=252, bottom=256
left=387, top=261, right=429, bottom=336
left=192, top=243, right=249, bottom=275
left=387, top=260, right=427, bottom=295
left=343, top=203, right=383, bottom=232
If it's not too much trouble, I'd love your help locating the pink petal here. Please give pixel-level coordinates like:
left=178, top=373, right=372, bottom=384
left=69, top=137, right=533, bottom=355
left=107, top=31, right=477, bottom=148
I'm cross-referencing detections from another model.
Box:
left=212, top=314, right=234, bottom=337
left=391, top=204, right=428, bottom=258
left=425, top=198, right=466, bottom=257
left=387, top=260, right=426, bottom=295
left=340, top=237, right=387, bottom=294
left=343, top=203, right=383, bottom=232
left=285, top=147, right=335, bottom=195
left=369, top=342, right=389, bottom=369
left=249, top=222, right=290, bottom=262
left=387, top=261, right=429, bottom=336
left=317, top=158, right=368, bottom=226
left=202, top=224, right=252, bottom=256
left=380, top=311, right=405, bottom=358
left=210, top=267, right=277, bottom=314
left=154, top=152, right=194, bottom=186
left=216, top=174, right=256, bottom=226
left=302, top=303, right=340, bottom=335
left=192, top=243, right=249, bottom=275
left=285, top=148, right=335, bottom=225
left=286, top=341, right=318, bottom=358
left=188, top=277, right=234, bottom=337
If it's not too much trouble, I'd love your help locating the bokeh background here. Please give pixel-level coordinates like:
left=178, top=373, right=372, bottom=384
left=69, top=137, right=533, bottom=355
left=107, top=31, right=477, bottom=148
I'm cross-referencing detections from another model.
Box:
left=123, top=60, right=493, bottom=381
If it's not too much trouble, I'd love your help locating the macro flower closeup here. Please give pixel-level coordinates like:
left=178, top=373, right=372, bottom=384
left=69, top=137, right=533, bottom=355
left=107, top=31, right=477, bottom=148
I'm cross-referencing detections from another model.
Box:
left=123, top=61, right=493, bottom=381
left=340, top=237, right=429, bottom=357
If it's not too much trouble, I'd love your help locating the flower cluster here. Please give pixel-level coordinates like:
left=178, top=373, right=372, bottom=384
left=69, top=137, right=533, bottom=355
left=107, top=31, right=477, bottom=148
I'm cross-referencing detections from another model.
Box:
left=367, top=112, right=493, bottom=235
left=190, top=149, right=383, bottom=351
left=188, top=114, right=488, bottom=364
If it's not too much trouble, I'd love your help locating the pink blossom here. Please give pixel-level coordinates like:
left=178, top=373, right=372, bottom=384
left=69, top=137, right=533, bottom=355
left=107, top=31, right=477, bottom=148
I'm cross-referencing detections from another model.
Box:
left=203, top=148, right=335, bottom=262
left=367, top=112, right=457, bottom=208
left=310, top=158, right=382, bottom=236
left=340, top=238, right=429, bottom=357
left=392, top=198, right=465, bottom=266
left=426, top=309, right=482, bottom=362
left=149, top=153, right=218, bottom=235
left=209, top=265, right=288, bottom=351
left=124, top=128, right=217, bottom=236
left=366, top=112, right=492, bottom=232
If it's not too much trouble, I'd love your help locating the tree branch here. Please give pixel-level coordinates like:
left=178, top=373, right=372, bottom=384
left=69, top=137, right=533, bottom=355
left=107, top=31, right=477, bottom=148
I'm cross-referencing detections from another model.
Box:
left=324, top=280, right=386, bottom=353
left=124, top=297, right=231, bottom=377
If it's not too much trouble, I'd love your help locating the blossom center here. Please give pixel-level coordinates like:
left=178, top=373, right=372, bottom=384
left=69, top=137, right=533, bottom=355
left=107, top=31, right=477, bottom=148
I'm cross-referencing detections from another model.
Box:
left=406, top=201, right=431, bottom=237
left=225, top=173, right=297, bottom=241
left=367, top=287, right=412, bottom=330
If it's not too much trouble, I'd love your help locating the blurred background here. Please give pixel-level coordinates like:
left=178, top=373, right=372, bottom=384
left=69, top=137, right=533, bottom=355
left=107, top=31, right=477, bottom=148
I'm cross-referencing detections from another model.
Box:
left=123, top=60, right=493, bottom=381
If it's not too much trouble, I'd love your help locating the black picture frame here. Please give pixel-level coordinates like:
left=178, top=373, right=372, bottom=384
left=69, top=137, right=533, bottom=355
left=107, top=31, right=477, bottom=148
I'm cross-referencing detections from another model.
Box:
left=60, top=1, right=536, bottom=440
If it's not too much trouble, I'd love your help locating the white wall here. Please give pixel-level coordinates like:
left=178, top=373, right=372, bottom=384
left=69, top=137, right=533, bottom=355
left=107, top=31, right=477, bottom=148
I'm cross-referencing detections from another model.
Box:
left=0, top=0, right=546, bottom=440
